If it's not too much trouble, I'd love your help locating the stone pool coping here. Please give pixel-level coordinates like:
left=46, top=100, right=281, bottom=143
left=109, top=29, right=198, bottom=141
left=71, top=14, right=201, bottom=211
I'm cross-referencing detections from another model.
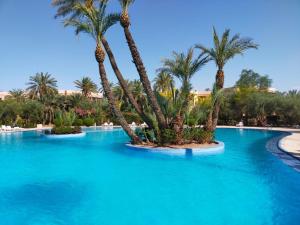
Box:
left=125, top=141, right=225, bottom=156
left=44, top=132, right=86, bottom=139
left=218, top=126, right=300, bottom=160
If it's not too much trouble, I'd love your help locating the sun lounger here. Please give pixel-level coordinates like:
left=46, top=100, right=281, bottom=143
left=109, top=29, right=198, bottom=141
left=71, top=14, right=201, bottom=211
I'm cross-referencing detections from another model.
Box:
left=1, top=125, right=6, bottom=131
left=236, top=122, right=244, bottom=127
left=6, top=126, right=12, bottom=132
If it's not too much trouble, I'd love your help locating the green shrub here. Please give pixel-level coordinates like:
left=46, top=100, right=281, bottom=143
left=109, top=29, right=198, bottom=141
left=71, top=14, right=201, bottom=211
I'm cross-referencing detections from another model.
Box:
left=194, top=129, right=214, bottom=144
left=73, top=118, right=83, bottom=126
left=51, top=126, right=81, bottom=135
left=161, top=129, right=177, bottom=144
left=53, top=118, right=63, bottom=127
left=15, top=116, right=25, bottom=127
left=83, top=117, right=95, bottom=127
left=183, top=128, right=214, bottom=144
left=123, top=112, right=142, bottom=124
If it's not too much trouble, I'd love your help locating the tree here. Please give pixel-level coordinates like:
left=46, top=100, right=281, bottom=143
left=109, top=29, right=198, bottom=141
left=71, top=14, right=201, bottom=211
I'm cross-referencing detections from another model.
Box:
left=26, top=72, right=58, bottom=101
left=53, top=0, right=156, bottom=136
left=153, top=71, right=174, bottom=94
left=196, top=27, right=258, bottom=131
left=119, top=0, right=167, bottom=131
left=59, top=0, right=142, bottom=144
left=8, top=89, right=25, bottom=102
left=74, top=76, right=98, bottom=97
left=158, top=48, right=209, bottom=144
left=236, top=69, right=272, bottom=90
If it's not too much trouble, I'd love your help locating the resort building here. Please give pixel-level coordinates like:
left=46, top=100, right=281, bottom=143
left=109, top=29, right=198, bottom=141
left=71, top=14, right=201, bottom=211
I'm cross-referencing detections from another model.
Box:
left=0, top=92, right=9, bottom=100
left=191, top=90, right=211, bottom=106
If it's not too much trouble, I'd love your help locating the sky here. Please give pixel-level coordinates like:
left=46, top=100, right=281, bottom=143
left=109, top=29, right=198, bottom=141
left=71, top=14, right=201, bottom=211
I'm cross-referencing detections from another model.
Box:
left=0, top=0, right=300, bottom=92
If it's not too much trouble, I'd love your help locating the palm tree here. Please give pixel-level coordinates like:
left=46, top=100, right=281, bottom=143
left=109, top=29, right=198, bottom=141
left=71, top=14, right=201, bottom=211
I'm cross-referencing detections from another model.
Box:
left=159, top=48, right=209, bottom=144
left=60, top=1, right=142, bottom=144
left=153, top=72, right=174, bottom=94
left=196, top=27, right=258, bottom=131
left=74, top=77, right=98, bottom=97
left=26, top=72, right=58, bottom=100
left=119, top=0, right=167, bottom=131
left=52, top=0, right=156, bottom=133
left=8, top=89, right=25, bottom=102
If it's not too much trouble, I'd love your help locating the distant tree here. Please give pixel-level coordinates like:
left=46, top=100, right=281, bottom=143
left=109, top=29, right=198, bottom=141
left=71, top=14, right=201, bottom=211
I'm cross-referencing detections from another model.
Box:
left=26, top=72, right=58, bottom=100
left=74, top=77, right=98, bottom=97
left=153, top=71, right=174, bottom=93
left=236, top=69, right=272, bottom=90
left=8, top=89, right=25, bottom=102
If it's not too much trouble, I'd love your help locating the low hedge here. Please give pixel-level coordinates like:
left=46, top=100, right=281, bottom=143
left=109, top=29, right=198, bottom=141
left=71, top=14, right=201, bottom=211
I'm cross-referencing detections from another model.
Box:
left=51, top=126, right=82, bottom=135
left=183, top=128, right=214, bottom=144
left=83, top=117, right=95, bottom=127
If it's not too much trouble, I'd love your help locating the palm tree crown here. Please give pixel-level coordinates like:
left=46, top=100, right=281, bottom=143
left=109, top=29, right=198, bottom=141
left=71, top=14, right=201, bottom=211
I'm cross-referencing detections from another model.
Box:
left=196, top=27, right=258, bottom=70
left=64, top=1, right=120, bottom=46
left=8, top=89, right=25, bottom=102
left=74, top=77, right=98, bottom=97
left=153, top=71, right=174, bottom=93
left=26, top=72, right=58, bottom=100
left=119, top=0, right=135, bottom=12
left=160, top=48, right=209, bottom=92
left=52, top=0, right=94, bottom=18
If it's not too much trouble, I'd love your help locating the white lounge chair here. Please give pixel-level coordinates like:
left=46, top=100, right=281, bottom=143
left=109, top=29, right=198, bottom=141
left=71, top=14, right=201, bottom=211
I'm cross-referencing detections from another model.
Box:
left=13, top=127, right=20, bottom=131
left=236, top=121, right=244, bottom=127
left=103, top=122, right=108, bottom=127
left=6, top=126, right=12, bottom=132
left=1, top=125, right=6, bottom=131
left=108, top=122, right=113, bottom=127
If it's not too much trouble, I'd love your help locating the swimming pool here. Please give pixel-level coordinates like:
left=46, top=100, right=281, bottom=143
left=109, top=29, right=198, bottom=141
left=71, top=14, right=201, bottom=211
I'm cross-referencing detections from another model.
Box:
left=0, top=128, right=299, bottom=225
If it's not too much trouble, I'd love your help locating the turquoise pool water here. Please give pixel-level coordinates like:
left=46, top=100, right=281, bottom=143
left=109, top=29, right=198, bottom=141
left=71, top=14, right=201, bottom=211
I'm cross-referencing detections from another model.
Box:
left=0, top=128, right=299, bottom=225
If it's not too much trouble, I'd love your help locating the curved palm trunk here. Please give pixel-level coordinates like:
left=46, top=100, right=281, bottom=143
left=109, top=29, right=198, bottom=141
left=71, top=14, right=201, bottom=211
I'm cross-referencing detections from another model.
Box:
left=95, top=46, right=142, bottom=144
left=101, top=37, right=156, bottom=131
left=121, top=26, right=167, bottom=130
left=206, top=69, right=224, bottom=131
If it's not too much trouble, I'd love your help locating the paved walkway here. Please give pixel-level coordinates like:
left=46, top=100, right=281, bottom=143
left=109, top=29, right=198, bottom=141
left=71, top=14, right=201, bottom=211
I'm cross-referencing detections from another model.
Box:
left=279, top=133, right=300, bottom=159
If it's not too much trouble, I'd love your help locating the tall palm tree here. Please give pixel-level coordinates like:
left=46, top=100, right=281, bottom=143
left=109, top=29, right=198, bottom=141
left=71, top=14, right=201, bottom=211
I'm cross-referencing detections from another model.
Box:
left=153, top=71, right=174, bottom=94
left=159, top=48, right=209, bottom=144
left=119, top=0, right=167, bottom=130
left=52, top=0, right=156, bottom=132
left=196, top=27, right=258, bottom=131
left=74, top=76, right=98, bottom=97
left=26, top=72, right=58, bottom=100
left=61, top=1, right=142, bottom=144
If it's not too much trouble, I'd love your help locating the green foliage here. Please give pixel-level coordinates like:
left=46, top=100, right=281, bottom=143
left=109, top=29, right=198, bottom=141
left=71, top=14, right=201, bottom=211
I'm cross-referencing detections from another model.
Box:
left=219, top=88, right=300, bottom=127
left=161, top=129, right=177, bottom=144
left=53, top=110, right=76, bottom=127
left=183, top=128, right=214, bottom=144
left=83, top=117, right=95, bottom=127
left=26, top=72, right=58, bottom=100
left=73, top=118, right=83, bottom=126
left=51, top=126, right=81, bottom=135
left=196, top=27, right=258, bottom=70
left=236, top=69, right=272, bottom=90
left=123, top=112, right=142, bottom=124
left=135, top=128, right=156, bottom=143
left=74, top=77, right=98, bottom=97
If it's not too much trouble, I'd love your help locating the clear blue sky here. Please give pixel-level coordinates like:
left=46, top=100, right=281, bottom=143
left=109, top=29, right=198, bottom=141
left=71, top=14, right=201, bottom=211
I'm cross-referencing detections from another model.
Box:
left=0, top=0, right=300, bottom=91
